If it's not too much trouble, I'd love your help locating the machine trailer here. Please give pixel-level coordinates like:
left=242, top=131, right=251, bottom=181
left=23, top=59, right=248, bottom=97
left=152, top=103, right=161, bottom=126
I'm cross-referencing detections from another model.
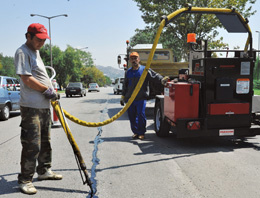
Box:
left=154, top=6, right=260, bottom=138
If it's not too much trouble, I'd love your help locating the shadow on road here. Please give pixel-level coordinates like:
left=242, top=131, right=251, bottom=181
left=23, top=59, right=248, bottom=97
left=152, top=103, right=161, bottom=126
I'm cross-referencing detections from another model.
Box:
left=10, top=111, right=20, bottom=118
left=0, top=169, right=89, bottom=196
left=0, top=111, right=20, bottom=122
left=94, top=132, right=260, bottom=173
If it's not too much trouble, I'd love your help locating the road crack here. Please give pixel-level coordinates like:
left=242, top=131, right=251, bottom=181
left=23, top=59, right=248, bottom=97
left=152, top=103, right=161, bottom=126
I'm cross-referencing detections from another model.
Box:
left=87, top=104, right=107, bottom=198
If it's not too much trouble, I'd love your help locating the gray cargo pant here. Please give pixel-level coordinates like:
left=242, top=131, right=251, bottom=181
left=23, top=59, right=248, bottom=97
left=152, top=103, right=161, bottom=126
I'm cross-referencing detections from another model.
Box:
left=18, top=106, right=52, bottom=184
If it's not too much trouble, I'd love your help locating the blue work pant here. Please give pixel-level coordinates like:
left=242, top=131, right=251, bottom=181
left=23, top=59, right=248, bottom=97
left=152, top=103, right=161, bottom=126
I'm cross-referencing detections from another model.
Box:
left=127, top=100, right=147, bottom=135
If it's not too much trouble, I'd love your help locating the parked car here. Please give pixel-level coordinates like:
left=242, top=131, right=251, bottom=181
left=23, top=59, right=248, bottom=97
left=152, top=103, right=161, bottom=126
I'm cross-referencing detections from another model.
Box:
left=88, top=83, right=100, bottom=92
left=113, top=77, right=124, bottom=95
left=65, top=82, right=86, bottom=97
left=0, top=76, right=20, bottom=120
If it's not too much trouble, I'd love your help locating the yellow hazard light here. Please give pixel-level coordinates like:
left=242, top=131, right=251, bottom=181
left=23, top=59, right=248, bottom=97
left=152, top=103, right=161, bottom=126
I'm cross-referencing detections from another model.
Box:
left=187, top=33, right=196, bottom=44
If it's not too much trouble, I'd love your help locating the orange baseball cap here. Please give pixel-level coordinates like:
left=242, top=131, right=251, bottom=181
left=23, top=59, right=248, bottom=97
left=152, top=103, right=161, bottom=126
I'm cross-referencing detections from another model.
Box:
left=130, top=52, right=139, bottom=57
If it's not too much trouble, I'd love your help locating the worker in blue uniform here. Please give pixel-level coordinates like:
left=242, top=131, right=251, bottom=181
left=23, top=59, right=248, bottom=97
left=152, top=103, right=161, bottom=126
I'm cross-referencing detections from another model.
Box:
left=121, top=52, right=169, bottom=140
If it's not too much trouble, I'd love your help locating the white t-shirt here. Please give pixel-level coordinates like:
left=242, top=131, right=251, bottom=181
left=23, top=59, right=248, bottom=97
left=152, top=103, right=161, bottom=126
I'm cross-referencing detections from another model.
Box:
left=15, top=44, right=53, bottom=109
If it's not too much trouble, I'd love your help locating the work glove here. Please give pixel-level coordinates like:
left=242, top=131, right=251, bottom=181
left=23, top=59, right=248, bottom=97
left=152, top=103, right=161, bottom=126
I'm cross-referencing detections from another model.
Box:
left=173, top=78, right=178, bottom=83
left=52, top=93, right=60, bottom=101
left=42, top=87, right=60, bottom=100
left=161, top=76, right=170, bottom=86
left=120, top=96, right=125, bottom=106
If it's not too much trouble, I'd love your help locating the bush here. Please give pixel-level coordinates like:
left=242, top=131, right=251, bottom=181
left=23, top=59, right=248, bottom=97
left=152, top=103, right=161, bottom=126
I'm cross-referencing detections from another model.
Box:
left=253, top=80, right=260, bottom=89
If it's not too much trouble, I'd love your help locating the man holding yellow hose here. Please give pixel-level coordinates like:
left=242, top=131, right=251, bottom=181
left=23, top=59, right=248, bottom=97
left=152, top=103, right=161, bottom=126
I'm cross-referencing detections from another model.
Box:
left=15, top=23, right=62, bottom=195
left=121, top=52, right=169, bottom=140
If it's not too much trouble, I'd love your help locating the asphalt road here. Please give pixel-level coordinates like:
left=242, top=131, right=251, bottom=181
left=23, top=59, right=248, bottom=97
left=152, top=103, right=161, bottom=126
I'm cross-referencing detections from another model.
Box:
left=1, top=87, right=260, bottom=198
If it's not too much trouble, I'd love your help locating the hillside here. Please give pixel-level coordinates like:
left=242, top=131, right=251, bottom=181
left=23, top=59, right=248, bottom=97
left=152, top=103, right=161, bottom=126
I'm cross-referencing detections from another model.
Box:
left=96, top=65, right=125, bottom=80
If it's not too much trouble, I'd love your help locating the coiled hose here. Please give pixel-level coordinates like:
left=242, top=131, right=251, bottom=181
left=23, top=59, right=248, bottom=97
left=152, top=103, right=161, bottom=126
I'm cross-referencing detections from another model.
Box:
left=51, top=17, right=166, bottom=127
left=52, top=6, right=251, bottom=127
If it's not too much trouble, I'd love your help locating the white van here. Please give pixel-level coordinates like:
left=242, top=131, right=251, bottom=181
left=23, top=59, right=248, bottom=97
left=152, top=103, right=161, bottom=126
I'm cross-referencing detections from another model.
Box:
left=113, top=77, right=124, bottom=95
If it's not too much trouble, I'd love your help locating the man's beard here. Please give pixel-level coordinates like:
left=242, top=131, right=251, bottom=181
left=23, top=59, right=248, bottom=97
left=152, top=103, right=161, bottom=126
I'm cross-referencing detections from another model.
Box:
left=132, top=62, right=138, bottom=67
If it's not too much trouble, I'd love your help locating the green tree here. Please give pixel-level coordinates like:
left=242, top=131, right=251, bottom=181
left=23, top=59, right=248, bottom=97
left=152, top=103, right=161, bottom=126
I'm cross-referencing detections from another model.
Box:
left=130, top=28, right=156, bottom=45
left=0, top=55, right=3, bottom=73
left=40, top=44, right=51, bottom=66
left=254, top=57, right=260, bottom=80
left=36, top=44, right=109, bottom=89
left=0, top=53, right=16, bottom=77
left=1, top=44, right=108, bottom=88
left=75, top=49, right=94, bottom=67
left=81, top=66, right=107, bottom=87
left=132, top=0, right=256, bottom=61
left=104, top=76, right=112, bottom=85
left=40, top=45, right=96, bottom=89
left=64, top=45, right=84, bottom=83
left=52, top=46, right=66, bottom=89
left=40, top=44, right=67, bottom=89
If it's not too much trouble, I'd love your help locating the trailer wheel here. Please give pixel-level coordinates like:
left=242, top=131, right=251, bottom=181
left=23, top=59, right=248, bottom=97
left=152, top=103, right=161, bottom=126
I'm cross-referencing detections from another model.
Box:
left=154, top=102, right=170, bottom=137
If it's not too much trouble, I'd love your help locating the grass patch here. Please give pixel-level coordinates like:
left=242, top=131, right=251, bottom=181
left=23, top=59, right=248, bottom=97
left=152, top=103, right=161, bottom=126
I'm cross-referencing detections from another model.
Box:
left=254, top=89, right=260, bottom=95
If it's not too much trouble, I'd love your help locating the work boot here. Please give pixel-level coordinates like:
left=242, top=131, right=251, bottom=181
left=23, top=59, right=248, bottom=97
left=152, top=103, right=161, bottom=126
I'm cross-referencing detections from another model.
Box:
left=38, top=169, right=63, bottom=180
left=132, top=134, right=138, bottom=139
left=19, top=182, right=37, bottom=194
left=138, top=135, right=145, bottom=140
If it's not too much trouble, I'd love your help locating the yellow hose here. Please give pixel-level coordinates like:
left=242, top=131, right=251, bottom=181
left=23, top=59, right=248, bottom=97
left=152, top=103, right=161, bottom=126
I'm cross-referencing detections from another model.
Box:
left=53, top=6, right=251, bottom=127
left=52, top=16, right=165, bottom=127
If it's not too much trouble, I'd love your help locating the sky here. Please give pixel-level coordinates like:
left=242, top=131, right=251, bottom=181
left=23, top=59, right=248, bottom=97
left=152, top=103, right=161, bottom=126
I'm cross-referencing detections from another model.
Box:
left=0, top=0, right=260, bottom=69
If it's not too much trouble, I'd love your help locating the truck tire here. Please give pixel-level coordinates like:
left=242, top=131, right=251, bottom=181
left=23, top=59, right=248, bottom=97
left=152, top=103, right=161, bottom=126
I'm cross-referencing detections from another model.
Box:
left=154, top=102, right=170, bottom=137
left=0, top=104, right=10, bottom=121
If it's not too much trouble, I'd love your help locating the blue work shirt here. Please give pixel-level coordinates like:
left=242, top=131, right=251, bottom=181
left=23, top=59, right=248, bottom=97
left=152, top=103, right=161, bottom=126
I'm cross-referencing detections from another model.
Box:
left=122, top=65, right=163, bottom=101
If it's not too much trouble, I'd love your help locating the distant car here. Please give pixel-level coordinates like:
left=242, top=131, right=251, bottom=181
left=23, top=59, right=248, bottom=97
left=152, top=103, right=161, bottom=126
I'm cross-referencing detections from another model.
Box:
left=113, top=77, right=124, bottom=95
left=65, top=82, right=86, bottom=97
left=88, top=83, right=100, bottom=92
left=0, top=76, right=20, bottom=120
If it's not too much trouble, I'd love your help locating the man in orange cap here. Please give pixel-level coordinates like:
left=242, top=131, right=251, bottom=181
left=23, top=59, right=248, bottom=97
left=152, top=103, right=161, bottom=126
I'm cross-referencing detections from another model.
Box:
left=15, top=23, right=61, bottom=195
left=121, top=51, right=169, bottom=140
